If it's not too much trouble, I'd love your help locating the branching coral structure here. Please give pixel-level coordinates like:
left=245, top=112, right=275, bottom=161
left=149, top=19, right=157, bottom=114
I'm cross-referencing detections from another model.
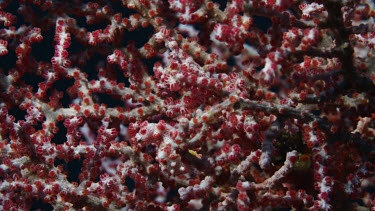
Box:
left=0, top=0, right=375, bottom=210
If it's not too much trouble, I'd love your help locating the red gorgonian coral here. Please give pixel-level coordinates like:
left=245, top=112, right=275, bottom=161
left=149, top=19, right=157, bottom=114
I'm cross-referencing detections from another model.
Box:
left=0, top=0, right=375, bottom=210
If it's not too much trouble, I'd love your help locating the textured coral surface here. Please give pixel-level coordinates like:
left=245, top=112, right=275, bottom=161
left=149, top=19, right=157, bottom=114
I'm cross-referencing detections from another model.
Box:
left=0, top=0, right=375, bottom=210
